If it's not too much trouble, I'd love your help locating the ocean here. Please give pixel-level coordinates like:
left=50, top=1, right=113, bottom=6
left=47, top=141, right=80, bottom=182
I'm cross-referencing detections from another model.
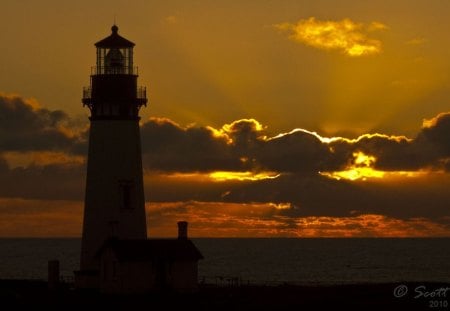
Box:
left=0, top=238, right=449, bottom=285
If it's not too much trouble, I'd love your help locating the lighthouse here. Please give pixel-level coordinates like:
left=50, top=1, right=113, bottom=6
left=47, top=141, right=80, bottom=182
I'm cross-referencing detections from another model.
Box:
left=76, top=25, right=148, bottom=288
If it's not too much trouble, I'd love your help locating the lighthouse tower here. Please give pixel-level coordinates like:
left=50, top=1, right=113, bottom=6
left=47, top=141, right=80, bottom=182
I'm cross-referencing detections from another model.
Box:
left=77, top=25, right=147, bottom=287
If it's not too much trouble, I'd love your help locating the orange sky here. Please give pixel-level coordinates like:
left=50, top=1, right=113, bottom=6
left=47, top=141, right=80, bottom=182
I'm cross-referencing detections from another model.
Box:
left=2, top=0, right=450, bottom=136
left=0, top=0, right=450, bottom=237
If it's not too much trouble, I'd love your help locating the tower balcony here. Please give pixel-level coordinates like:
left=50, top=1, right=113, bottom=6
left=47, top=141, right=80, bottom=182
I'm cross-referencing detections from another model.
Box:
left=136, top=86, right=148, bottom=106
left=82, top=87, right=92, bottom=107
left=82, top=86, right=148, bottom=107
left=91, top=66, right=139, bottom=75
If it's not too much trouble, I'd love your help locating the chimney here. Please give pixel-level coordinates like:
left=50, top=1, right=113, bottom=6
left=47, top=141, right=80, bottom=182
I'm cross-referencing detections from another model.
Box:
left=177, top=221, right=188, bottom=239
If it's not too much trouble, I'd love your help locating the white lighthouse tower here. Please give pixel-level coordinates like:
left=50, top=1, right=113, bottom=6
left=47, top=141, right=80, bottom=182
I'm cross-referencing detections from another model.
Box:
left=76, top=25, right=148, bottom=288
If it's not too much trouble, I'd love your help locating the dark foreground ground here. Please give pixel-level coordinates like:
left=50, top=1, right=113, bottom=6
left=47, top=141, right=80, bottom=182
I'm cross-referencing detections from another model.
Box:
left=0, top=280, right=448, bottom=310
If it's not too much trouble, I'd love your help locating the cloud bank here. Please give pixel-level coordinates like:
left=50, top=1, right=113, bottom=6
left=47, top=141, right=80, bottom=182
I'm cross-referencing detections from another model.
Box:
left=142, top=114, right=450, bottom=175
left=0, top=94, right=449, bottom=236
left=0, top=94, right=86, bottom=153
left=2, top=94, right=449, bottom=176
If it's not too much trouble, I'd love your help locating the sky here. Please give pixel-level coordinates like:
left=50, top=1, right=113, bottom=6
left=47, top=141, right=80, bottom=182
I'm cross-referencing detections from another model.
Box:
left=1, top=0, right=450, bottom=237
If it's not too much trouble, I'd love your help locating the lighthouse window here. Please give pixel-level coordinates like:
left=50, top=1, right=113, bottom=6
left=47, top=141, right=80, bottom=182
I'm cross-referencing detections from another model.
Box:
left=119, top=180, right=134, bottom=210
left=105, top=48, right=125, bottom=73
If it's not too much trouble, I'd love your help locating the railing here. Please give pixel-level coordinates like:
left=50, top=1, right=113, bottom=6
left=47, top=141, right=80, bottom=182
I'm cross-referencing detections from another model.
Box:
left=82, top=86, right=147, bottom=103
left=82, top=87, right=92, bottom=100
left=91, top=66, right=138, bottom=75
left=137, top=86, right=147, bottom=100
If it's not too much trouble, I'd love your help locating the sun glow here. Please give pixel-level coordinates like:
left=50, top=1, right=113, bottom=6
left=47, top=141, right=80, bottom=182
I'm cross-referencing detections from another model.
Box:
left=320, top=151, right=385, bottom=180
left=157, top=171, right=282, bottom=182
left=319, top=151, right=424, bottom=181
left=209, top=171, right=280, bottom=182
left=353, top=151, right=376, bottom=167
left=321, top=166, right=385, bottom=181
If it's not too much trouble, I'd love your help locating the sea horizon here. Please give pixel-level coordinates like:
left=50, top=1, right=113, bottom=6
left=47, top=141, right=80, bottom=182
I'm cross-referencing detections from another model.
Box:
left=1, top=238, right=449, bottom=286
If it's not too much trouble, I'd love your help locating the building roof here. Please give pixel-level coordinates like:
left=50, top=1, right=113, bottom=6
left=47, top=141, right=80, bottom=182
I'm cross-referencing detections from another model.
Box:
left=95, top=25, right=135, bottom=48
left=98, top=238, right=204, bottom=262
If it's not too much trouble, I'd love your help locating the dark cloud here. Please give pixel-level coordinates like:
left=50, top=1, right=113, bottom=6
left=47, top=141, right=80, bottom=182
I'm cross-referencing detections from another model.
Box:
left=0, top=157, right=8, bottom=173
left=415, top=112, right=450, bottom=166
left=145, top=172, right=450, bottom=221
left=258, top=131, right=332, bottom=173
left=347, top=112, right=450, bottom=171
left=141, top=118, right=242, bottom=172
left=140, top=118, right=336, bottom=173
left=0, top=156, right=85, bottom=200
left=139, top=111, right=450, bottom=174
left=0, top=95, right=86, bottom=153
left=328, top=135, right=423, bottom=171
left=419, top=113, right=450, bottom=154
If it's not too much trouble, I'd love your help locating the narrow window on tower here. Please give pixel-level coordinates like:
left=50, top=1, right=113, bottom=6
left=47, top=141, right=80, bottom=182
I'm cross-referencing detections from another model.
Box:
left=119, top=180, right=134, bottom=210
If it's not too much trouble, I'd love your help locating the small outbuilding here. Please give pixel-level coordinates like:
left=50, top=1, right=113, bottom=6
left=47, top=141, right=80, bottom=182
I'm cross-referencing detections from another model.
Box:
left=98, top=222, right=203, bottom=294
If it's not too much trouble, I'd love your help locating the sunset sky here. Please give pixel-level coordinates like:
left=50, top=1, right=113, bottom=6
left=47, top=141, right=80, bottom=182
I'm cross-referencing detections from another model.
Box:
left=1, top=0, right=450, bottom=237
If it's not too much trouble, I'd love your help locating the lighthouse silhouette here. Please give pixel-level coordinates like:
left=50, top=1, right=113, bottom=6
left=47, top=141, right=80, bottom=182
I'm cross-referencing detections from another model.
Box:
left=76, top=25, right=148, bottom=288
left=75, top=26, right=202, bottom=292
